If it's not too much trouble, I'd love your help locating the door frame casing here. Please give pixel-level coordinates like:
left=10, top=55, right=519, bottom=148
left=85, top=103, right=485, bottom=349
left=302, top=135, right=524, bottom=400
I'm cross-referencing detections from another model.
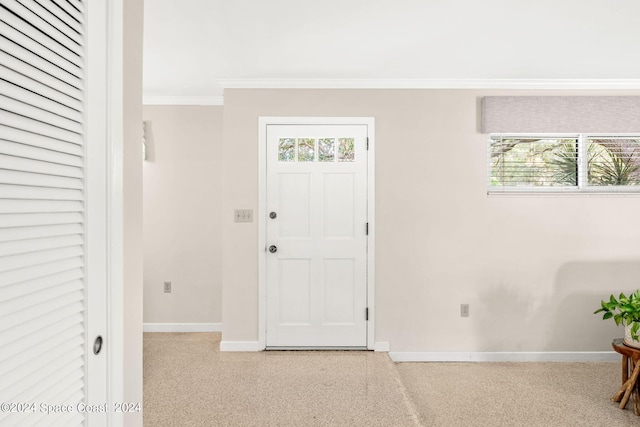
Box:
left=85, top=1, right=125, bottom=425
left=258, top=117, right=375, bottom=350
left=85, top=0, right=127, bottom=427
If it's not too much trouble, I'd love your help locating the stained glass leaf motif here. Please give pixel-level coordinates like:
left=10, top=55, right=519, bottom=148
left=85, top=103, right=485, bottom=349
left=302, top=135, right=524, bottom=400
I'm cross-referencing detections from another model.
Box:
left=338, top=138, right=355, bottom=162
left=319, top=138, right=335, bottom=162
left=298, top=138, right=315, bottom=162
left=279, top=138, right=295, bottom=162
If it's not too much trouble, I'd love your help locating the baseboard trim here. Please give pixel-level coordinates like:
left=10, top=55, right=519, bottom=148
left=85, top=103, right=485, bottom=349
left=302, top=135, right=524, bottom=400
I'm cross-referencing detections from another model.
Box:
left=389, top=351, right=619, bottom=363
left=219, top=341, right=262, bottom=352
left=143, top=323, right=222, bottom=332
left=374, top=342, right=390, bottom=352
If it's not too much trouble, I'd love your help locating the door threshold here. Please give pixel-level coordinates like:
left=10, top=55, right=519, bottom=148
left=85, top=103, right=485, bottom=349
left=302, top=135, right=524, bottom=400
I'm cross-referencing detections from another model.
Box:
left=266, top=346, right=368, bottom=351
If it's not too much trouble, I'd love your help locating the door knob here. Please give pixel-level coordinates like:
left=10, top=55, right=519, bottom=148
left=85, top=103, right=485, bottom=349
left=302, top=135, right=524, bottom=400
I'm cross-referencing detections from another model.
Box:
left=269, top=245, right=277, bottom=253
left=93, top=336, right=103, bottom=355
left=269, top=211, right=277, bottom=219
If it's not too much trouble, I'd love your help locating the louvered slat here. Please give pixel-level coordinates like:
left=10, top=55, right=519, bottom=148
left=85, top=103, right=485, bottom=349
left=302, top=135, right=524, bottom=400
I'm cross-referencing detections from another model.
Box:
left=2, top=280, right=82, bottom=317
left=0, top=212, right=83, bottom=228
left=51, top=0, right=84, bottom=27
left=2, top=345, right=83, bottom=399
left=37, top=378, right=85, bottom=408
left=22, top=370, right=84, bottom=406
left=0, top=154, right=83, bottom=178
left=0, top=169, right=84, bottom=189
left=0, top=246, right=82, bottom=273
left=0, top=291, right=84, bottom=331
left=0, top=223, right=83, bottom=241
left=8, top=0, right=83, bottom=48
left=2, top=333, right=83, bottom=383
left=0, top=48, right=83, bottom=104
left=32, top=397, right=84, bottom=427
left=67, top=0, right=83, bottom=13
left=1, top=324, right=82, bottom=373
left=16, top=375, right=85, bottom=426
left=0, top=268, right=83, bottom=308
left=0, top=137, right=83, bottom=163
left=0, top=109, right=81, bottom=144
left=0, top=79, right=82, bottom=125
left=0, top=257, right=83, bottom=288
left=18, top=380, right=85, bottom=427
left=0, top=20, right=81, bottom=78
left=0, top=184, right=83, bottom=200
left=0, top=93, right=82, bottom=133
left=0, top=106, right=82, bottom=145
left=0, top=234, right=83, bottom=257
left=3, top=334, right=83, bottom=390
left=0, top=200, right=83, bottom=214
left=1, top=0, right=82, bottom=66
left=0, top=312, right=83, bottom=364
left=0, top=2, right=86, bottom=424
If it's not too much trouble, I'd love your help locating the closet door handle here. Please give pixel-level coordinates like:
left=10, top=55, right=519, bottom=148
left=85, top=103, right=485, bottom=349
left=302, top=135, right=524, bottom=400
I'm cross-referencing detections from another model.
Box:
left=93, top=336, right=103, bottom=355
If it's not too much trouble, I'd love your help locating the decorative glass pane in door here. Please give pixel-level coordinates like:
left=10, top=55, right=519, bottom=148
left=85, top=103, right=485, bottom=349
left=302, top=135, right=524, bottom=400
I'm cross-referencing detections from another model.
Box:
left=338, top=138, right=355, bottom=162
left=298, top=138, right=315, bottom=162
left=319, top=138, right=335, bottom=162
left=279, top=138, right=296, bottom=162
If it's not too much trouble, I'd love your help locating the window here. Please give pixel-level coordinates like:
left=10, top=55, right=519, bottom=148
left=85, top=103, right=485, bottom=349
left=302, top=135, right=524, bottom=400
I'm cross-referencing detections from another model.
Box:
left=278, top=137, right=355, bottom=162
left=489, top=135, right=640, bottom=192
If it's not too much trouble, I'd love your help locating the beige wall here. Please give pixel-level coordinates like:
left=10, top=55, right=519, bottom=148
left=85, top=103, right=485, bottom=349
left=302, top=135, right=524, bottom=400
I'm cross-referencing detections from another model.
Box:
left=222, top=88, right=640, bottom=352
left=143, top=106, right=223, bottom=324
left=123, top=0, right=143, bottom=424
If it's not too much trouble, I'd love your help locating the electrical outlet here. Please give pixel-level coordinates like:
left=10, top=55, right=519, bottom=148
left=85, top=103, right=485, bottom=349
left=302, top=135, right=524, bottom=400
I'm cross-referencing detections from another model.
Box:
left=164, top=281, right=171, bottom=293
left=234, top=209, right=253, bottom=222
left=460, top=304, right=469, bottom=317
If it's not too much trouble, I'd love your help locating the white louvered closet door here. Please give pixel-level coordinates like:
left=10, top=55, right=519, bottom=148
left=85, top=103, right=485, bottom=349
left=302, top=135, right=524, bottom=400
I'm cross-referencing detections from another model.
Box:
left=0, top=1, right=94, bottom=426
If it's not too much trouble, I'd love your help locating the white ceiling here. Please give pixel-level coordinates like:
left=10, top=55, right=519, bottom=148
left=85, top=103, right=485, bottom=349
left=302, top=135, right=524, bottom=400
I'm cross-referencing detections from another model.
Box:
left=143, top=0, right=640, bottom=101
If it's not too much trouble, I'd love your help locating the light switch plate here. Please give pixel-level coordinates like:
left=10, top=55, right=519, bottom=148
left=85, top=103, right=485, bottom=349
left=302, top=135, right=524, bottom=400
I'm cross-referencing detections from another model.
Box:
left=234, top=209, right=253, bottom=222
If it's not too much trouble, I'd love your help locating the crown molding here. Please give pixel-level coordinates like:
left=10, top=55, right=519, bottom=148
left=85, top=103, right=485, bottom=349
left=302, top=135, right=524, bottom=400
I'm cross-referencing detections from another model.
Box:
left=142, top=95, right=224, bottom=105
left=142, top=80, right=640, bottom=105
left=219, top=78, right=640, bottom=90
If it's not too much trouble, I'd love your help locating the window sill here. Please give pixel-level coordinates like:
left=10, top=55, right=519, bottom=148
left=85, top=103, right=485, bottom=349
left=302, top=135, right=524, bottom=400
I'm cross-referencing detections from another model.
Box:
left=487, top=189, right=640, bottom=197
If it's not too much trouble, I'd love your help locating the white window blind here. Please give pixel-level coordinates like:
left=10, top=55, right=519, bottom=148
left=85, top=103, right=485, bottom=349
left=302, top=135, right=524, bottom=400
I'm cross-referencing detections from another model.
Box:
left=489, top=135, right=640, bottom=192
left=0, top=1, right=86, bottom=426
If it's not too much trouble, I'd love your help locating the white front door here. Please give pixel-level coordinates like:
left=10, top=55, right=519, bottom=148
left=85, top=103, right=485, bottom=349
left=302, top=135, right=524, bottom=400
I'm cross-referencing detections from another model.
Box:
left=266, top=124, right=369, bottom=348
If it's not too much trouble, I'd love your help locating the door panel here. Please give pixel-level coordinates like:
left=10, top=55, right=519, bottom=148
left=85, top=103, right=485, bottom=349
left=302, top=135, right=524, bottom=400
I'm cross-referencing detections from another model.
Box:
left=322, top=259, right=356, bottom=324
left=323, top=173, right=355, bottom=238
left=279, top=173, right=311, bottom=238
left=279, top=259, right=312, bottom=325
left=266, top=124, right=368, bottom=348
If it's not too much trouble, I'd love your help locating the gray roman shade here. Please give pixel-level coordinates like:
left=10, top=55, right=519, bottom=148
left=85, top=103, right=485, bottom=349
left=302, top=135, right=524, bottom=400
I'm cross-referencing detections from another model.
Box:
left=481, top=96, right=640, bottom=134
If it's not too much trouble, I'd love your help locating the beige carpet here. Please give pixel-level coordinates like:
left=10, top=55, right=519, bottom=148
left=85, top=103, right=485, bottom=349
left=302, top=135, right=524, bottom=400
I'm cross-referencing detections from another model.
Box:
left=144, top=333, right=638, bottom=426
left=144, top=332, right=419, bottom=426
left=396, top=361, right=638, bottom=427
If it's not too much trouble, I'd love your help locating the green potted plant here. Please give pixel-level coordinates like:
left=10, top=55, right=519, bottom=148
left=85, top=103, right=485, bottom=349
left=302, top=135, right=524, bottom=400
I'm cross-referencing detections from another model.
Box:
left=595, top=290, right=640, bottom=349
